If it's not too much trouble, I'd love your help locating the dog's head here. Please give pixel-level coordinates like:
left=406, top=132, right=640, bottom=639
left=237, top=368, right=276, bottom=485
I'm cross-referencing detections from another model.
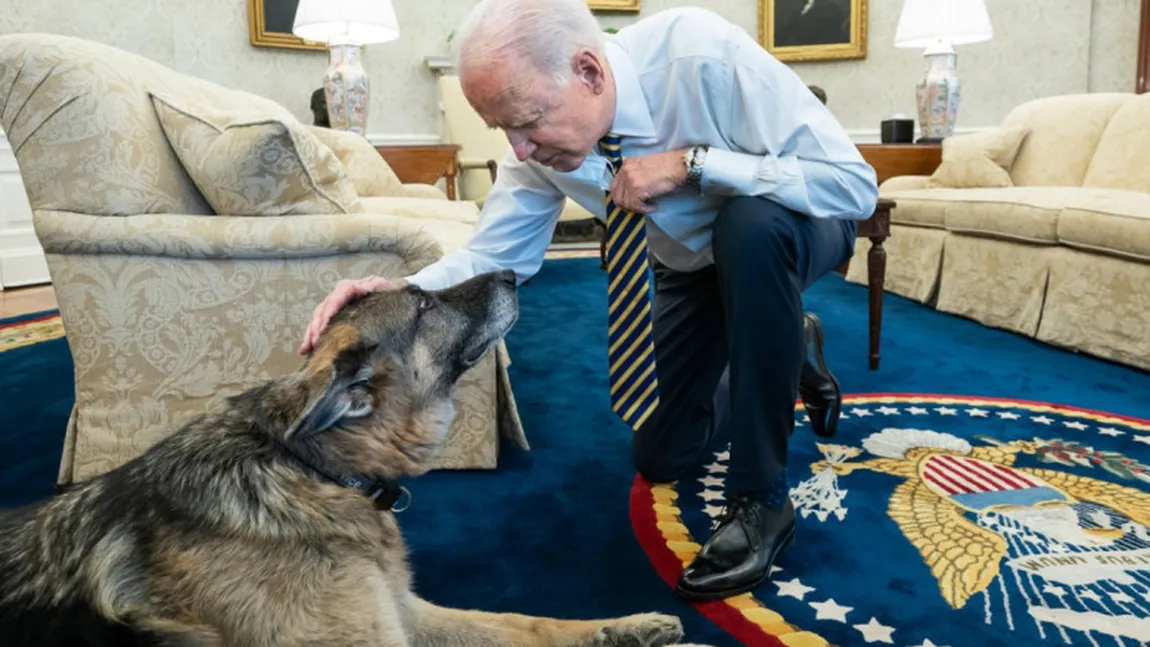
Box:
left=285, top=269, right=518, bottom=478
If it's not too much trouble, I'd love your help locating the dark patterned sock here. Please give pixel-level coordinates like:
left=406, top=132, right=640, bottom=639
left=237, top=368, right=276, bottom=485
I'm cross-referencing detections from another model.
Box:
left=740, top=472, right=790, bottom=511
left=764, top=471, right=790, bottom=510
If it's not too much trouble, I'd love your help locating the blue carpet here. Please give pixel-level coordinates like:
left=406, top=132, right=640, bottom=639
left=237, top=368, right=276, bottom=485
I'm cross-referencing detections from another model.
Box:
left=1, top=260, right=1148, bottom=647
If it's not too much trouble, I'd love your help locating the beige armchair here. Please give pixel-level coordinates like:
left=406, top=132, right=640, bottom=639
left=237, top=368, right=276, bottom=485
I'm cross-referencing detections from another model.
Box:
left=0, top=33, right=527, bottom=486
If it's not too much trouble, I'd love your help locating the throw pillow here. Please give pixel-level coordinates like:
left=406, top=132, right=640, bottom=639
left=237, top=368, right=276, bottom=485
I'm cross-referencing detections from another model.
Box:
left=150, top=92, right=363, bottom=216
left=307, top=125, right=406, bottom=198
left=925, top=127, right=1030, bottom=189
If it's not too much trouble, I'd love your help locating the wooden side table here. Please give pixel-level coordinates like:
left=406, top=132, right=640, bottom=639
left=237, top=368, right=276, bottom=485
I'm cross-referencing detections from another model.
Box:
left=856, top=143, right=942, bottom=186
left=374, top=144, right=462, bottom=200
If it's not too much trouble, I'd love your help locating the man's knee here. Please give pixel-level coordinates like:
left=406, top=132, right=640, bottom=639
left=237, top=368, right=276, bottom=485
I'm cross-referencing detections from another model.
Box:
left=713, top=197, right=800, bottom=266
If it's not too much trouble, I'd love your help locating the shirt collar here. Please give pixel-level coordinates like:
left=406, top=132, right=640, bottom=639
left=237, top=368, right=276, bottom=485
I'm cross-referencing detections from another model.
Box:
left=604, top=39, right=657, bottom=140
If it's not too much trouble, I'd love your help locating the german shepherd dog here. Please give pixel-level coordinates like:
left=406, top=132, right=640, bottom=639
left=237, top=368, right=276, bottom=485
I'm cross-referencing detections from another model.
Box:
left=0, top=270, right=703, bottom=647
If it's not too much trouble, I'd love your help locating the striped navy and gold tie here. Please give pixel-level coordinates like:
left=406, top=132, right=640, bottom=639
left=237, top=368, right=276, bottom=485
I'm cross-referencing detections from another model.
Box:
left=599, top=132, right=659, bottom=431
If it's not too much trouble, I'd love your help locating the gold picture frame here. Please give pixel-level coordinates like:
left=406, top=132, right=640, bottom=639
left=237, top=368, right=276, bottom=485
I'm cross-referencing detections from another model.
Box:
left=759, top=0, right=867, bottom=63
left=587, top=0, right=640, bottom=12
left=248, top=0, right=327, bottom=52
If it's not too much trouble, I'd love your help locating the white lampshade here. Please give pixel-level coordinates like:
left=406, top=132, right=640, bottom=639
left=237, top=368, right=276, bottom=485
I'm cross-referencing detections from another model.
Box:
left=293, top=0, right=401, bottom=46
left=894, top=0, right=993, bottom=49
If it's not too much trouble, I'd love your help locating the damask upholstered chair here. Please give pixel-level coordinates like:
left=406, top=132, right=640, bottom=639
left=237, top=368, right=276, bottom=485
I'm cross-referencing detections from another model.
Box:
left=0, top=33, right=527, bottom=487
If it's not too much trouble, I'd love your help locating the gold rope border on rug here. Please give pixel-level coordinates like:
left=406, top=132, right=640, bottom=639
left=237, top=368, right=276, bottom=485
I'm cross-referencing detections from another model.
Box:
left=644, top=393, right=1150, bottom=647
left=0, top=315, right=64, bottom=354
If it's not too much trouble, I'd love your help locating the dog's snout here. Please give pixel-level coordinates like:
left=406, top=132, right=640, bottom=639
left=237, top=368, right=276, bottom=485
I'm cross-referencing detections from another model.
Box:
left=497, top=269, right=516, bottom=287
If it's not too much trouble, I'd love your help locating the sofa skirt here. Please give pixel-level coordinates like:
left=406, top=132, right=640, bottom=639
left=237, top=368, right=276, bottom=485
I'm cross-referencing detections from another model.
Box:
left=1037, top=247, right=1150, bottom=372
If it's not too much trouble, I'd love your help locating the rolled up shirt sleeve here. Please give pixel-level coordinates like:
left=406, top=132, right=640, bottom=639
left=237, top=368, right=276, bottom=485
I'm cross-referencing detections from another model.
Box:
left=698, top=26, right=878, bottom=221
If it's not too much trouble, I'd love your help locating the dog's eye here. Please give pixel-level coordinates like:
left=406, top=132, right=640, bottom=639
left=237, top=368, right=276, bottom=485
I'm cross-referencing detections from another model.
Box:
left=418, top=296, right=434, bottom=311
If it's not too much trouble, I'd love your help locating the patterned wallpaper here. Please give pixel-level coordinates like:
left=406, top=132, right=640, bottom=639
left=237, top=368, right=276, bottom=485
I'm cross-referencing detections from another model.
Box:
left=0, top=0, right=1142, bottom=139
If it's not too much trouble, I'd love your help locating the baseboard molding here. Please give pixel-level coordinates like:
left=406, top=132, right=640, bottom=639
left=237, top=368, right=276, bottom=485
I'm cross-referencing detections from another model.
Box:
left=0, top=245, right=50, bottom=289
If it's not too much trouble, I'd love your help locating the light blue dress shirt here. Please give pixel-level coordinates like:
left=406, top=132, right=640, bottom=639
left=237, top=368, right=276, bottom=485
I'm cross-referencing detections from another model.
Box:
left=406, top=6, right=878, bottom=290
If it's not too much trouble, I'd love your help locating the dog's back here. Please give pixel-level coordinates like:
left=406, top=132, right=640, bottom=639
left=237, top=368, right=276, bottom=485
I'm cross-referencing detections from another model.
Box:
left=0, top=492, right=155, bottom=646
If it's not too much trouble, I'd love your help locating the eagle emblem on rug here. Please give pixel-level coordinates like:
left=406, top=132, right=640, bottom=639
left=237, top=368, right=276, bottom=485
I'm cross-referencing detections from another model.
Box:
left=631, top=395, right=1150, bottom=647
left=805, top=431, right=1150, bottom=614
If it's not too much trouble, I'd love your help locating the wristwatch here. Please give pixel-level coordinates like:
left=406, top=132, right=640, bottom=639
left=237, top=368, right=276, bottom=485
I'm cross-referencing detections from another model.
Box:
left=683, top=144, right=708, bottom=192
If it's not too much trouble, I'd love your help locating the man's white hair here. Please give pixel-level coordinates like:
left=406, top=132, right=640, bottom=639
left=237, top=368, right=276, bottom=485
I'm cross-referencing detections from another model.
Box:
left=454, top=0, right=606, bottom=86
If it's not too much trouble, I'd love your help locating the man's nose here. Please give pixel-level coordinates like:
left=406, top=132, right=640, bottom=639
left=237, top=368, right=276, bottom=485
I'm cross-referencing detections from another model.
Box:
left=507, top=132, right=537, bottom=161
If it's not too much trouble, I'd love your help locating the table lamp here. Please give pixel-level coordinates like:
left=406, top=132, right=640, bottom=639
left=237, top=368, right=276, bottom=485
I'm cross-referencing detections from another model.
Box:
left=293, top=0, right=401, bottom=136
left=895, top=0, right=993, bottom=143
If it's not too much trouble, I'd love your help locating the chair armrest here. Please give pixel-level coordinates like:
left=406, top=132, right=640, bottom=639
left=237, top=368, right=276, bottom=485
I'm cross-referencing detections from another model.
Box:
left=460, top=158, right=499, bottom=183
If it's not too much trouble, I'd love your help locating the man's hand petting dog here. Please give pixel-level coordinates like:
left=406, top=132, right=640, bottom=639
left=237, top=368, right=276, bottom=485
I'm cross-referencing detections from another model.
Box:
left=609, top=148, right=689, bottom=214
left=299, top=275, right=407, bottom=354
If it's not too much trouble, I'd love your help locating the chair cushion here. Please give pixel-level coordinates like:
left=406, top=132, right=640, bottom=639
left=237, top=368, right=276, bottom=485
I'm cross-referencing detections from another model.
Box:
left=925, top=128, right=1029, bottom=189
left=1058, top=189, right=1150, bottom=261
left=150, top=92, right=362, bottom=216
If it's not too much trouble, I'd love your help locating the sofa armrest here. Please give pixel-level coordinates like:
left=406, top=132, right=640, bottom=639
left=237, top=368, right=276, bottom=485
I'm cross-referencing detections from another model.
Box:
left=880, top=175, right=932, bottom=194
left=33, top=209, right=443, bottom=270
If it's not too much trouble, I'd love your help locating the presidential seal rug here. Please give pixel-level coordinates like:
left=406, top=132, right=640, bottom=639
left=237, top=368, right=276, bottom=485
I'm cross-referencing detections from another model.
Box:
left=3, top=261, right=1149, bottom=647
left=632, top=395, right=1150, bottom=647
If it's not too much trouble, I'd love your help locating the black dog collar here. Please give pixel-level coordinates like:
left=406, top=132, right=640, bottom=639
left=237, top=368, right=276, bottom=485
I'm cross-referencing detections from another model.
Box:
left=283, top=444, right=410, bottom=512
left=334, top=473, right=410, bottom=512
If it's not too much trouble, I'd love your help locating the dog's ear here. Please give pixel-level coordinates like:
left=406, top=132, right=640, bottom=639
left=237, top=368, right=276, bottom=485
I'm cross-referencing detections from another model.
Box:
left=289, top=342, right=379, bottom=439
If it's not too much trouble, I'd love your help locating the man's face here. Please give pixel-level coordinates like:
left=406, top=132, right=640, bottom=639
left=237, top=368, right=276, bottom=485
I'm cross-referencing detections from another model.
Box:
left=461, top=50, right=612, bottom=173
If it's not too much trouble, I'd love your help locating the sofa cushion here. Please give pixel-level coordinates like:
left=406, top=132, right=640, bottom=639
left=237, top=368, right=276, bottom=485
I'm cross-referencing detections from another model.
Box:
left=1058, top=189, right=1150, bottom=261
left=359, top=196, right=480, bottom=225
left=939, top=187, right=1093, bottom=243
left=307, top=126, right=406, bottom=198
left=998, top=93, right=1132, bottom=187
left=881, top=187, right=1071, bottom=234
left=1081, top=93, right=1150, bottom=194
left=151, top=93, right=362, bottom=216
left=925, top=128, right=1029, bottom=189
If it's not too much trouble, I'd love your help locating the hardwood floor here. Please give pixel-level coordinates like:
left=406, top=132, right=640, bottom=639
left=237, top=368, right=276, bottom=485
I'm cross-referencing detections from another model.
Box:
left=0, top=284, right=58, bottom=319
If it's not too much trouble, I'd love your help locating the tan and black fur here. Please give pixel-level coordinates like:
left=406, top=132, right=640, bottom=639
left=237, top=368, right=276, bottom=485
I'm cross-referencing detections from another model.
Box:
left=0, top=269, right=706, bottom=647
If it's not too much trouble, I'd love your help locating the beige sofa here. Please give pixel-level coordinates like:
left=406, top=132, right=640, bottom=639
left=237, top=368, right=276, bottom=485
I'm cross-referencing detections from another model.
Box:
left=0, top=33, right=528, bottom=486
left=846, top=92, right=1150, bottom=372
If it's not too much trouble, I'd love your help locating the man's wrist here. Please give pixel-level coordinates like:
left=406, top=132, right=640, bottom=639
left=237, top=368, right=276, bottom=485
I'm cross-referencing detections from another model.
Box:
left=682, top=145, right=708, bottom=192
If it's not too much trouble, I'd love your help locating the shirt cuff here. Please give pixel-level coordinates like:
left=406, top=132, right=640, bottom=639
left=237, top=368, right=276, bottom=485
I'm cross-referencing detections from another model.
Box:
left=699, top=147, right=778, bottom=197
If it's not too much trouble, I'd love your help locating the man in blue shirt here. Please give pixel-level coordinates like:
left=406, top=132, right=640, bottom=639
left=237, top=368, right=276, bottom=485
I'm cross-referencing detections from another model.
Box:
left=300, top=0, right=878, bottom=602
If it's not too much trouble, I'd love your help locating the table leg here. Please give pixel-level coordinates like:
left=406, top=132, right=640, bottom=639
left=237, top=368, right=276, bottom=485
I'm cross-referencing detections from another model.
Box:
left=445, top=161, right=458, bottom=201
left=867, top=234, right=887, bottom=370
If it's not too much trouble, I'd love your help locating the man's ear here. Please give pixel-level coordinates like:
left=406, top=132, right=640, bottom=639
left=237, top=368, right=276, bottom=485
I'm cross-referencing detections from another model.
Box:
left=288, top=342, right=379, bottom=439
left=573, top=49, right=606, bottom=93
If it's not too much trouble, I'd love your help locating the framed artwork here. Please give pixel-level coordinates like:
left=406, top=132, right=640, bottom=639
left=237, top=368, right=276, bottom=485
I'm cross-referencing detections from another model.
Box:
left=248, top=0, right=326, bottom=52
left=587, top=0, right=640, bottom=12
left=759, top=0, right=867, bottom=63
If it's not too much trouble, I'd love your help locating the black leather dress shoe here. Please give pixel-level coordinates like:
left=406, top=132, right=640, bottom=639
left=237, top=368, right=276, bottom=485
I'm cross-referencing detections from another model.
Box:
left=799, top=312, right=841, bottom=438
left=674, top=495, right=795, bottom=602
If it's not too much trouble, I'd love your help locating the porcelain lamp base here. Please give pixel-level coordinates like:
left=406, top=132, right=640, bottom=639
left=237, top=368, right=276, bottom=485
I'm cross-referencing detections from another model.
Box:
left=914, top=46, right=962, bottom=143
left=323, top=44, right=369, bottom=136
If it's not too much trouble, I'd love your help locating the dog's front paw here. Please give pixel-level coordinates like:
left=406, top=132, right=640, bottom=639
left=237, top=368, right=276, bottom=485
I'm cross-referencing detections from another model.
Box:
left=597, top=613, right=684, bottom=646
